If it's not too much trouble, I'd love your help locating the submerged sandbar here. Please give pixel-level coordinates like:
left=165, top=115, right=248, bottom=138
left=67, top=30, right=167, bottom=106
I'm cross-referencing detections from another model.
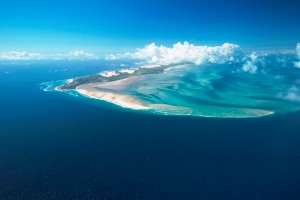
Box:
left=50, top=63, right=300, bottom=118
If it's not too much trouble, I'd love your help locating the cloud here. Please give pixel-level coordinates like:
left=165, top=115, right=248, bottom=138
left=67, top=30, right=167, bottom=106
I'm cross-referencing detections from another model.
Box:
left=0, top=51, right=42, bottom=60
left=67, top=50, right=99, bottom=59
left=280, top=86, right=300, bottom=102
left=107, top=42, right=240, bottom=65
left=295, top=43, right=300, bottom=68
left=241, top=52, right=266, bottom=74
left=0, top=50, right=99, bottom=60
left=242, top=52, right=259, bottom=73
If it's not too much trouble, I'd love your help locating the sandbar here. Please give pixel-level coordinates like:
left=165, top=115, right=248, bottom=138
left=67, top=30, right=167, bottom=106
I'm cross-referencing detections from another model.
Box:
left=76, top=76, right=149, bottom=110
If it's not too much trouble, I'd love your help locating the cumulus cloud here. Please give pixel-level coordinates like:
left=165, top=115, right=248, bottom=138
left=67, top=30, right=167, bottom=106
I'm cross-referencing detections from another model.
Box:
left=0, top=50, right=99, bottom=60
left=241, top=52, right=266, bottom=74
left=295, top=43, right=300, bottom=68
left=242, top=52, right=259, bottom=73
left=107, top=42, right=240, bottom=65
left=0, top=51, right=43, bottom=60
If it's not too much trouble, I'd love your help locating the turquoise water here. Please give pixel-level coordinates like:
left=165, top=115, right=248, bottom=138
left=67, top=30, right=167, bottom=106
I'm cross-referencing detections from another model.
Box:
left=130, top=63, right=300, bottom=118
left=44, top=57, right=300, bottom=118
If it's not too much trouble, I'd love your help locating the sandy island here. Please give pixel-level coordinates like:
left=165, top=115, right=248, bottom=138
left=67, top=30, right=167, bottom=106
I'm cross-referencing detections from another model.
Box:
left=76, top=76, right=150, bottom=110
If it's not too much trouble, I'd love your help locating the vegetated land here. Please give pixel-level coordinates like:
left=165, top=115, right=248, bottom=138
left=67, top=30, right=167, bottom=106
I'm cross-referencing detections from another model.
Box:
left=58, top=66, right=168, bottom=90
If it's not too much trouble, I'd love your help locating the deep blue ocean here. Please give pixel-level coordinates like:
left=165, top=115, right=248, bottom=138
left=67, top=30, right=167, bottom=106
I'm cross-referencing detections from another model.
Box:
left=0, top=61, right=300, bottom=200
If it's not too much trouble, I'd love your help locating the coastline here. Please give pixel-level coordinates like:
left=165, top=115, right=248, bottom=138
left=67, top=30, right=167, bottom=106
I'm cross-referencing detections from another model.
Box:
left=49, top=65, right=285, bottom=118
left=57, top=75, right=275, bottom=118
left=76, top=76, right=150, bottom=110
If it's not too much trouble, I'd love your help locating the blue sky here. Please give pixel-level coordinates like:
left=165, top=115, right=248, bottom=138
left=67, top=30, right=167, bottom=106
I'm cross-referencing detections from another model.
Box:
left=0, top=0, right=299, bottom=53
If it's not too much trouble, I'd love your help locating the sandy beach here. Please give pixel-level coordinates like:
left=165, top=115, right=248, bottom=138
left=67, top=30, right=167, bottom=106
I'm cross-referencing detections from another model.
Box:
left=76, top=76, right=149, bottom=110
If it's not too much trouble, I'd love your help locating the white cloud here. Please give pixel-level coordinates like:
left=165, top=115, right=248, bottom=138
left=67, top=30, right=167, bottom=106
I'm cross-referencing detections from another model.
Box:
left=241, top=52, right=267, bottom=74
left=67, top=50, right=99, bottom=59
left=0, top=50, right=99, bottom=60
left=295, top=43, right=300, bottom=68
left=0, top=51, right=43, bottom=60
left=242, top=52, right=259, bottom=74
left=280, top=86, right=300, bottom=102
left=107, top=42, right=240, bottom=65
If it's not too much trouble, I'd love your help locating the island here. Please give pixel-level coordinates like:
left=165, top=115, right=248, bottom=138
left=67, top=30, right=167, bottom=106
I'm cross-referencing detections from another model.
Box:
left=58, top=64, right=169, bottom=90
left=56, top=64, right=175, bottom=110
left=52, top=62, right=285, bottom=118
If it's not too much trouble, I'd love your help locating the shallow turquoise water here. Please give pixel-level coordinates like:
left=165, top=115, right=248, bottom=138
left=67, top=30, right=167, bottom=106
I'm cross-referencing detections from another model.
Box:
left=125, top=63, right=300, bottom=118
left=44, top=59, right=300, bottom=118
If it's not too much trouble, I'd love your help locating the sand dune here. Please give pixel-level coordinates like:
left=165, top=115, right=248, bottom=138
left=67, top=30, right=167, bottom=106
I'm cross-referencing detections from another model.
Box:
left=76, top=76, right=149, bottom=110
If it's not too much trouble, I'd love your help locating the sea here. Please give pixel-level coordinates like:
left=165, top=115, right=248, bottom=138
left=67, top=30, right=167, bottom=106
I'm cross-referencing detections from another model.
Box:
left=0, top=60, right=300, bottom=200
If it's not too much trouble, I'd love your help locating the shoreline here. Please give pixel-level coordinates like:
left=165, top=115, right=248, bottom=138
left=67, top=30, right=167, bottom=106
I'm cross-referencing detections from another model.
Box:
left=76, top=76, right=150, bottom=110
left=51, top=69, right=277, bottom=118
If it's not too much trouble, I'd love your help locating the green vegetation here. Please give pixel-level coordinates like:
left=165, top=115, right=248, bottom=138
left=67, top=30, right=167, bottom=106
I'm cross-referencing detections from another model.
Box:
left=58, top=66, right=168, bottom=90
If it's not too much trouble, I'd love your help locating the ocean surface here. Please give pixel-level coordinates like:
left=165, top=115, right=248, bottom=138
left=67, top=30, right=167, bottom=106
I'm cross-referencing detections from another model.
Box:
left=1, top=60, right=300, bottom=200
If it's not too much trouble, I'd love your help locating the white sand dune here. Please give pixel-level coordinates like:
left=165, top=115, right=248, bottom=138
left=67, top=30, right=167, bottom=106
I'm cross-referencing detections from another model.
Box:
left=76, top=76, right=149, bottom=110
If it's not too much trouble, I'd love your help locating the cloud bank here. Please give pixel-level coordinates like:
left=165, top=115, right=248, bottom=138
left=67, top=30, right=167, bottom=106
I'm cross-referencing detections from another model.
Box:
left=0, top=51, right=42, bottom=60
left=64, top=50, right=99, bottom=60
left=107, top=42, right=240, bottom=65
left=0, top=50, right=99, bottom=60
left=295, top=43, right=300, bottom=68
